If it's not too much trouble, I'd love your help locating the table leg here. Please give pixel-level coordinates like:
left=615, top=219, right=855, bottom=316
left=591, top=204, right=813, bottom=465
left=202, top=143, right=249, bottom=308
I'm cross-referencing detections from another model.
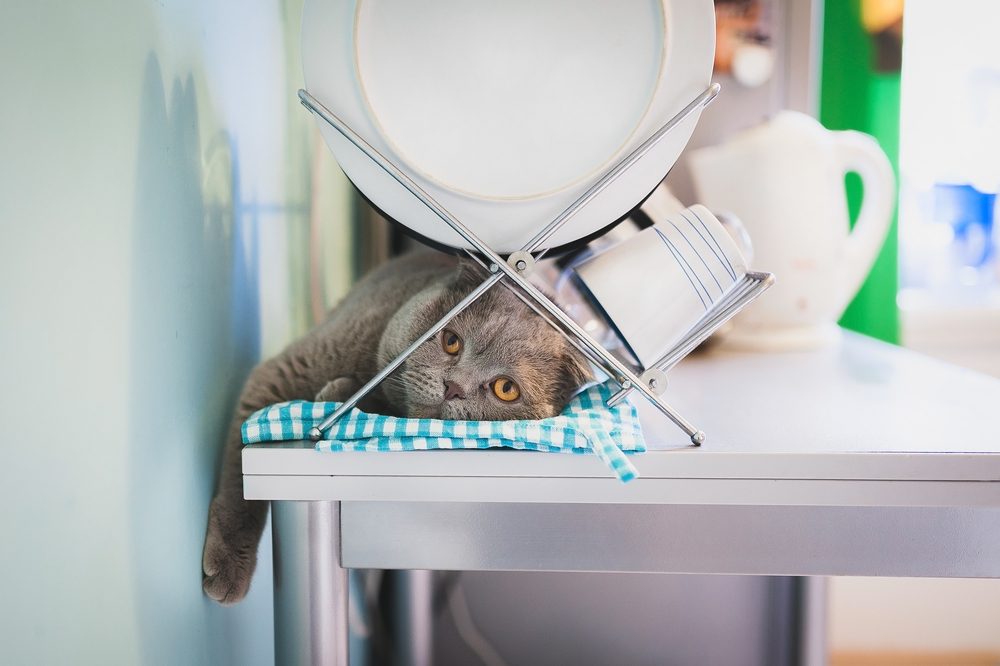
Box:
left=800, top=577, right=828, bottom=666
left=392, top=570, right=435, bottom=666
left=272, top=500, right=349, bottom=665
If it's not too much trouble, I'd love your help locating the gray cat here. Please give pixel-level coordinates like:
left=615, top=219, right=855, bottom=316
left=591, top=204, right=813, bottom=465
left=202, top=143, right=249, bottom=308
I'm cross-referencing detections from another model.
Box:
left=202, top=250, right=592, bottom=604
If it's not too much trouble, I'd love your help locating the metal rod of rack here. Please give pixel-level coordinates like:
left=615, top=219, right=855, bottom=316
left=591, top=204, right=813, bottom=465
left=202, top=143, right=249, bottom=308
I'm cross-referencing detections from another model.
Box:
left=606, top=272, right=775, bottom=407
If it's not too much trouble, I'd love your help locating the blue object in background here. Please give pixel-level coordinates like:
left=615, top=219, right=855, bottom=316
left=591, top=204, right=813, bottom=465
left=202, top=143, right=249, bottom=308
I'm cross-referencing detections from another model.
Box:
left=933, top=183, right=997, bottom=268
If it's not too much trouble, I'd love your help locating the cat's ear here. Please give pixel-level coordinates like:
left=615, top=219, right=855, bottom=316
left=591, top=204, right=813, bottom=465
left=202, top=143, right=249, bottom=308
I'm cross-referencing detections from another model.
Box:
left=555, top=349, right=594, bottom=404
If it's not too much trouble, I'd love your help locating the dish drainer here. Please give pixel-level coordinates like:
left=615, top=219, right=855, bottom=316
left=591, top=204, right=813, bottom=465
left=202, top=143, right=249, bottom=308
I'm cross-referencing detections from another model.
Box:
left=298, top=83, right=773, bottom=446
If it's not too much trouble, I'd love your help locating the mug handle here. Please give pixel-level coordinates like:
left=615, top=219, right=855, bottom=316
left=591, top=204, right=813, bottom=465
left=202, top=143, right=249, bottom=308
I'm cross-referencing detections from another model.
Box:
left=832, top=130, right=896, bottom=313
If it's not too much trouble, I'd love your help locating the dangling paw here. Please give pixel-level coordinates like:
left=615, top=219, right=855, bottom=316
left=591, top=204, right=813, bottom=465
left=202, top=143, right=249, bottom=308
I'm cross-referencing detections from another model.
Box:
left=202, top=499, right=261, bottom=605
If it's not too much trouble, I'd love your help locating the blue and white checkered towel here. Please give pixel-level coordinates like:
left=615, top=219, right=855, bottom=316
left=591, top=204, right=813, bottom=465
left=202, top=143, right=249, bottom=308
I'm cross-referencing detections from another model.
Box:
left=242, top=382, right=646, bottom=482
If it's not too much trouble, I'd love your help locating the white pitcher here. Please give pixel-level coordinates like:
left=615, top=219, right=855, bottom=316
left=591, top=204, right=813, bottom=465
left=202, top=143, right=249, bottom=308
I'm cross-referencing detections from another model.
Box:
left=689, top=111, right=895, bottom=350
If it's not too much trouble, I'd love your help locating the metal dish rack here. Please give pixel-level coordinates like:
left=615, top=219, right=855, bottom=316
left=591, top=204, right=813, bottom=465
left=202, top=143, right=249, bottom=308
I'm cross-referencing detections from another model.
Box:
left=298, top=83, right=773, bottom=446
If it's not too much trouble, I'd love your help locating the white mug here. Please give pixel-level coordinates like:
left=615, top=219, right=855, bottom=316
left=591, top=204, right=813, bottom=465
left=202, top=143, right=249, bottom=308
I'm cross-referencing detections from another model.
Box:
left=689, top=111, right=895, bottom=350
left=573, top=203, right=748, bottom=368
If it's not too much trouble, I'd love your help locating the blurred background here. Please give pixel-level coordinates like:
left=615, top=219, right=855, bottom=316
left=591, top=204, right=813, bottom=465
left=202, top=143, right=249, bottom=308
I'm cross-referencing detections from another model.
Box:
left=1, top=0, right=998, bottom=664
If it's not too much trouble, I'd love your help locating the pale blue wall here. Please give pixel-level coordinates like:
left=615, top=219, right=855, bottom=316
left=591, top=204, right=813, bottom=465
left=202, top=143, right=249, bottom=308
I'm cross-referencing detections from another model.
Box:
left=0, top=1, right=325, bottom=663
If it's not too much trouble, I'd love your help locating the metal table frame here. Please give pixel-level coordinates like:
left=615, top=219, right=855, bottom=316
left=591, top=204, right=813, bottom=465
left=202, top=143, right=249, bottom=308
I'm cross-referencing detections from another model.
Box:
left=267, top=497, right=1000, bottom=666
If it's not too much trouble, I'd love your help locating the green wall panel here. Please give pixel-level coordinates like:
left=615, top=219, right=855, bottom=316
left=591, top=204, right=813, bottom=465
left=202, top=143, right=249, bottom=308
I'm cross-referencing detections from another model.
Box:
left=820, top=0, right=901, bottom=344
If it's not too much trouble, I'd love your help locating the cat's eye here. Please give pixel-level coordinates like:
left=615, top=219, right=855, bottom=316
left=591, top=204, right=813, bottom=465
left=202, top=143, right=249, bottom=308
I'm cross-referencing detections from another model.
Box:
left=491, top=377, right=520, bottom=402
left=441, top=329, right=462, bottom=355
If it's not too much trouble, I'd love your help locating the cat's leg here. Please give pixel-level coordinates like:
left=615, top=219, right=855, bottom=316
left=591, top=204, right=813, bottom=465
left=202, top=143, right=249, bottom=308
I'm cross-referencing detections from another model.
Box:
left=315, top=376, right=361, bottom=402
left=202, top=409, right=268, bottom=605
left=202, top=355, right=319, bottom=605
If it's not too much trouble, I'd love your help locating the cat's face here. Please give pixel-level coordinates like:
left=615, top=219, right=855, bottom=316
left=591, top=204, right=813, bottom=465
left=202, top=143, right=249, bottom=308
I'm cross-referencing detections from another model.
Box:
left=379, top=264, right=592, bottom=421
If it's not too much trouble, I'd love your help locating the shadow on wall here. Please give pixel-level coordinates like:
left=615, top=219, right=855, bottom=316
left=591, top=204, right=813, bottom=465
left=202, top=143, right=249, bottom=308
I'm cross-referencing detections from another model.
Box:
left=126, top=55, right=271, bottom=666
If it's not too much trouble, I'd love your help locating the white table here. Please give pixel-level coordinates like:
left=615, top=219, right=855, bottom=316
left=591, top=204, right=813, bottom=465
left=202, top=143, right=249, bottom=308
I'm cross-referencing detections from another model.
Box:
left=244, top=333, right=1000, bottom=665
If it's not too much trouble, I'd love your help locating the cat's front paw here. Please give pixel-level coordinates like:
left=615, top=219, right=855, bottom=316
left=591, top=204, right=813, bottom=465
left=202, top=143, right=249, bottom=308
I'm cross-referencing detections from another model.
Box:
left=316, top=376, right=360, bottom=402
left=202, top=498, right=261, bottom=605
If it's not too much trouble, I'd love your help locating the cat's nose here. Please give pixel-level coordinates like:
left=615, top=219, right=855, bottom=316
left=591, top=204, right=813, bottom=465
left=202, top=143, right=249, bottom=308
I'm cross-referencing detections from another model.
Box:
left=443, top=380, right=466, bottom=401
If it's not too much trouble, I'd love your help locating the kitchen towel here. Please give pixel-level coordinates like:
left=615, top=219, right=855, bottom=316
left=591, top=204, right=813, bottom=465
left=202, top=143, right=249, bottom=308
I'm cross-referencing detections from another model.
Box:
left=242, top=381, right=645, bottom=482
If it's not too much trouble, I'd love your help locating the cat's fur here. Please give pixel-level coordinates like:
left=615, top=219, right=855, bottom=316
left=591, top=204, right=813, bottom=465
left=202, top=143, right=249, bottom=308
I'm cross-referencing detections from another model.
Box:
left=202, top=251, right=592, bottom=604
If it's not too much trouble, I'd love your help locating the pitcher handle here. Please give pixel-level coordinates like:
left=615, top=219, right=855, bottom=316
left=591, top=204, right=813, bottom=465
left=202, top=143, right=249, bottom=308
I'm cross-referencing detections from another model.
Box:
left=832, top=130, right=896, bottom=313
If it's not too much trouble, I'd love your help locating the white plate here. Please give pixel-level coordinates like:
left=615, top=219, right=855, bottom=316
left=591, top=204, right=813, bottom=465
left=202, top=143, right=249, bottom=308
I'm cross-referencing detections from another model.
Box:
left=302, top=0, right=715, bottom=252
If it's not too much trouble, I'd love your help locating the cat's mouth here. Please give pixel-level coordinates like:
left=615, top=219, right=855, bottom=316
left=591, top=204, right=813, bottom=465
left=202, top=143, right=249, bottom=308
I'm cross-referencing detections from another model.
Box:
left=404, top=402, right=445, bottom=420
